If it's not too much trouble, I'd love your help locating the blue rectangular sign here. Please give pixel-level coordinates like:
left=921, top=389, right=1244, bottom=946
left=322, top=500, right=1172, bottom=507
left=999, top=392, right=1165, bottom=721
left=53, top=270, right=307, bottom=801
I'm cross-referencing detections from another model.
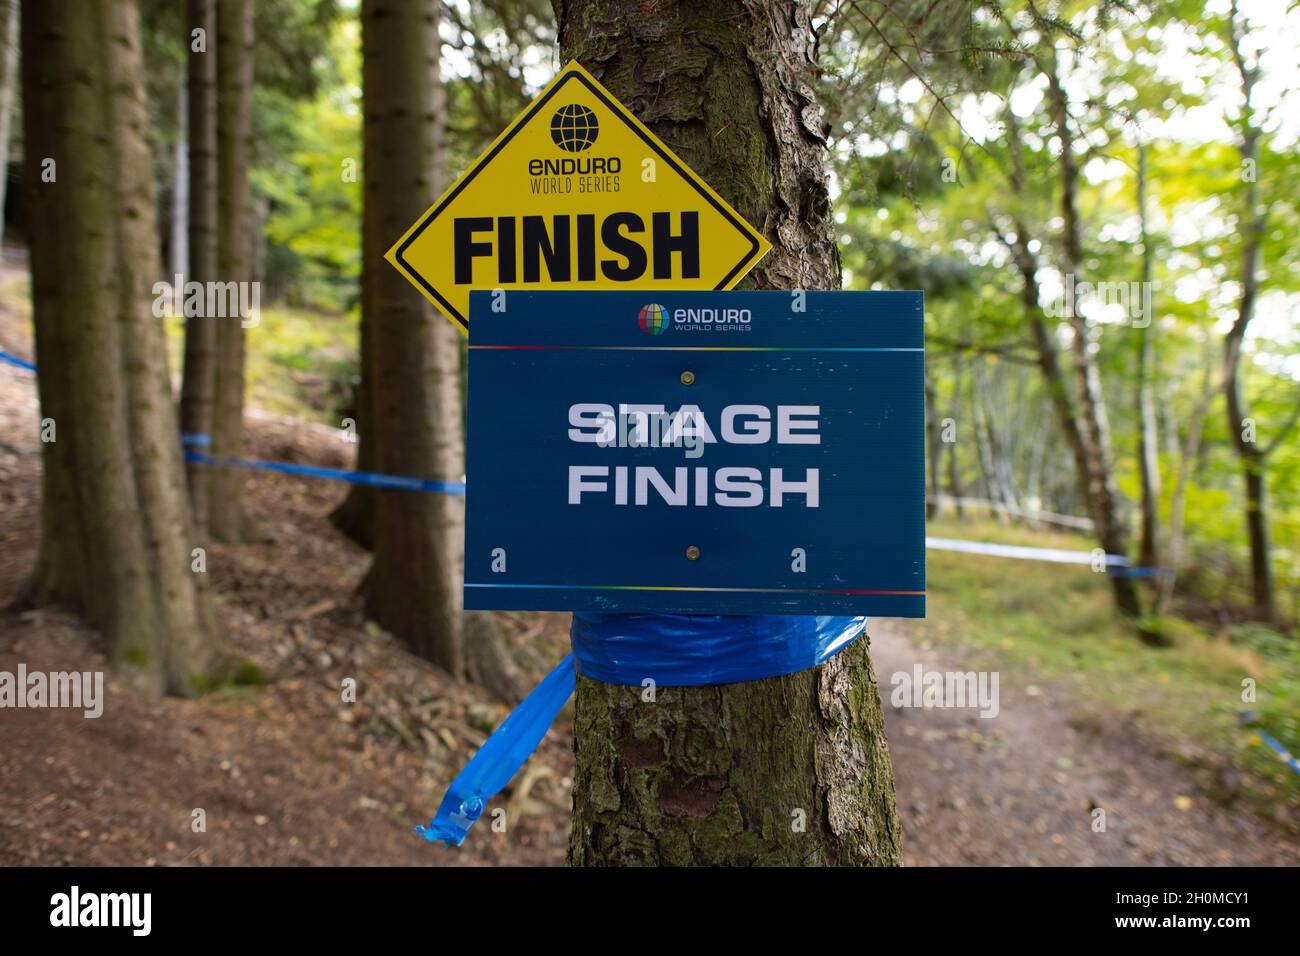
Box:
left=464, top=290, right=925, bottom=616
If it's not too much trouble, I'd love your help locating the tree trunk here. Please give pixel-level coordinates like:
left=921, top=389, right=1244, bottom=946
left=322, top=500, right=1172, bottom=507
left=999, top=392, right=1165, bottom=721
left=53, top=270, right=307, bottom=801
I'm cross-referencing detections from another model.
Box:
left=207, top=0, right=253, bottom=542
left=1134, top=144, right=1161, bottom=576
left=180, top=0, right=218, bottom=532
left=359, top=0, right=466, bottom=674
left=0, top=0, right=19, bottom=252
left=925, top=364, right=941, bottom=519
left=971, top=357, right=1010, bottom=523
left=18, top=0, right=220, bottom=696
left=1042, top=56, right=1142, bottom=621
left=995, top=88, right=1145, bottom=623
left=1156, top=350, right=1217, bottom=619
left=947, top=350, right=964, bottom=516
left=1222, top=4, right=1274, bottom=621
left=557, top=0, right=901, bottom=867
left=328, top=309, right=375, bottom=548
left=170, top=79, right=189, bottom=280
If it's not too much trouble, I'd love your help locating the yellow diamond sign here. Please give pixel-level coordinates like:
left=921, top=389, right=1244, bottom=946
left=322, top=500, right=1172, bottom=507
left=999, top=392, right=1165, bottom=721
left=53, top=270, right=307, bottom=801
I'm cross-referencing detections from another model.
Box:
left=386, top=61, right=771, bottom=333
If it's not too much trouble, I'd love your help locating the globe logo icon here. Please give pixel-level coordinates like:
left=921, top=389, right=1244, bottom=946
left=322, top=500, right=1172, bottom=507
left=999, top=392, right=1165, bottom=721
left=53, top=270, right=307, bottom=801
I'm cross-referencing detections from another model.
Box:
left=550, top=104, right=599, bottom=153
left=638, top=303, right=669, bottom=335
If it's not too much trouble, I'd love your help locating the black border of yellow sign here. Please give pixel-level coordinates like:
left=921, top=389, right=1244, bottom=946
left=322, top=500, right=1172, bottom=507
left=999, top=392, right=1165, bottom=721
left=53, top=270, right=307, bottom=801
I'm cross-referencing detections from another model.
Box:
left=387, top=61, right=770, bottom=334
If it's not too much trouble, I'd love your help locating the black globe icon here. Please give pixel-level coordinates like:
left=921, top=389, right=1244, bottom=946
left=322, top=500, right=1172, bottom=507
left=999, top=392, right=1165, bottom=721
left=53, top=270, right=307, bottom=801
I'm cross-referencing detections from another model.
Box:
left=550, top=104, right=599, bottom=153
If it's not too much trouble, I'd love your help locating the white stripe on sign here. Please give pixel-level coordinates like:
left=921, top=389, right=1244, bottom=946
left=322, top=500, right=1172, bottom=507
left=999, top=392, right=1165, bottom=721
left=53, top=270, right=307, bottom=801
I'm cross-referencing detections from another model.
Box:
left=925, top=536, right=1127, bottom=568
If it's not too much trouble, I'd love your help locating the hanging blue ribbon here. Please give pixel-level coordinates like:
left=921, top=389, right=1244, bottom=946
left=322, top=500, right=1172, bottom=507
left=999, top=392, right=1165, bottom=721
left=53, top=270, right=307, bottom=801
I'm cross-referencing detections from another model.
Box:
left=415, top=654, right=576, bottom=846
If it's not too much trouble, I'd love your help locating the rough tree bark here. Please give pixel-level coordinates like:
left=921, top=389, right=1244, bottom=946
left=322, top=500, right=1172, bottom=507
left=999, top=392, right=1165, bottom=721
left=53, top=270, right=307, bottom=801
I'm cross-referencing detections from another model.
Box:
left=359, top=0, right=466, bottom=675
left=180, top=0, right=218, bottom=532
left=18, top=0, right=220, bottom=696
left=207, top=0, right=253, bottom=542
left=556, top=0, right=901, bottom=866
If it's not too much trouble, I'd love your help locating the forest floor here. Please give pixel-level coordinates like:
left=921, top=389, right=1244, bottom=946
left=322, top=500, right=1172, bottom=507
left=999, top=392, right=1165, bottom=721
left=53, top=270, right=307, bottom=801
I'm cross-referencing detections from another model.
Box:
left=1, top=279, right=1297, bottom=866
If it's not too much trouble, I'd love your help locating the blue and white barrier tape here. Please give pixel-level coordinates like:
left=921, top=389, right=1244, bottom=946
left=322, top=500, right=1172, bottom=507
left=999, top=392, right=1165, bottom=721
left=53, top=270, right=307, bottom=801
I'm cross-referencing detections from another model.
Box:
left=5, top=353, right=465, bottom=495
left=1240, top=711, right=1300, bottom=777
left=924, top=535, right=1167, bottom=577
left=1259, top=729, right=1300, bottom=776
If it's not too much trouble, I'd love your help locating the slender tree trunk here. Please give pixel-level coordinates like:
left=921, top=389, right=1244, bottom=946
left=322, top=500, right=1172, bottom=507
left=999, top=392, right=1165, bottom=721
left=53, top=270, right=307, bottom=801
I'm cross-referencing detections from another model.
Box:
left=19, top=0, right=220, bottom=696
left=207, top=0, right=253, bottom=542
left=329, top=313, right=375, bottom=548
left=557, top=0, right=901, bottom=867
left=971, top=358, right=1010, bottom=523
left=1155, top=343, right=1217, bottom=618
left=359, top=0, right=465, bottom=674
left=1135, top=144, right=1161, bottom=575
left=1042, top=56, right=1142, bottom=620
left=925, top=364, right=941, bottom=519
left=0, top=0, right=19, bottom=252
left=171, top=79, right=189, bottom=280
left=251, top=191, right=268, bottom=283
left=1023, top=398, right=1047, bottom=520
left=993, top=364, right=1023, bottom=517
left=1225, top=318, right=1273, bottom=621
left=996, top=91, right=1145, bottom=622
left=180, top=0, right=218, bottom=532
left=947, top=350, right=964, bottom=516
left=1223, top=2, right=1274, bottom=621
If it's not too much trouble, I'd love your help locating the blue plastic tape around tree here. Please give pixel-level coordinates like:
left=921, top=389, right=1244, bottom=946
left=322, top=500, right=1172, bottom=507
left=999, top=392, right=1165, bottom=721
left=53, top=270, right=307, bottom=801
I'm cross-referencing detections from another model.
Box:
left=414, top=614, right=867, bottom=847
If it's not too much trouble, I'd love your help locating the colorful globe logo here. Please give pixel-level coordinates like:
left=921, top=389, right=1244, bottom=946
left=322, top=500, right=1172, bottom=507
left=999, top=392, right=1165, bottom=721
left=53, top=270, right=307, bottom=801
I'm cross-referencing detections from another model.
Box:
left=637, top=303, right=669, bottom=335
left=550, top=104, right=599, bottom=153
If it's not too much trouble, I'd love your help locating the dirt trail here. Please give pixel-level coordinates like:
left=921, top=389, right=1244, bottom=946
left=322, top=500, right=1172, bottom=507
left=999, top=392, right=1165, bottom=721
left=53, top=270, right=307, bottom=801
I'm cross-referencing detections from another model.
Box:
left=871, top=625, right=1299, bottom=865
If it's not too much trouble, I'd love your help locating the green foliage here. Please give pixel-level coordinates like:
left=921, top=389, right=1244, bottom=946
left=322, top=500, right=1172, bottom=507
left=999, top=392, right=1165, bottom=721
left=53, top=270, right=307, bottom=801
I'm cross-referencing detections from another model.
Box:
left=825, top=0, right=1300, bottom=623
left=257, top=12, right=360, bottom=312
